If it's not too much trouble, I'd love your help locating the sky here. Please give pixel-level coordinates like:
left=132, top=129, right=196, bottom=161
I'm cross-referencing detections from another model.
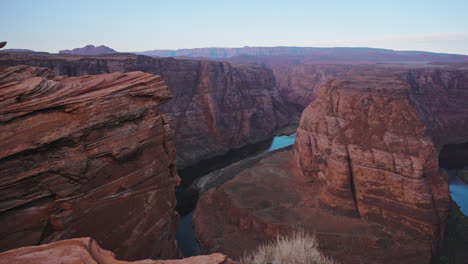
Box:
left=1, top=0, right=468, bottom=54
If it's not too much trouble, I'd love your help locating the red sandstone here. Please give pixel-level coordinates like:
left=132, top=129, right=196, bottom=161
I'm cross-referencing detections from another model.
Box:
left=0, top=65, right=179, bottom=260
left=194, top=68, right=468, bottom=263
left=0, top=238, right=236, bottom=264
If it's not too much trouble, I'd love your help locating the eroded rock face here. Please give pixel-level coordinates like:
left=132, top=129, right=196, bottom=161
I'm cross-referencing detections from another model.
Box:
left=273, top=64, right=358, bottom=108
left=294, top=69, right=468, bottom=259
left=0, top=238, right=236, bottom=264
left=0, top=66, right=179, bottom=260
left=0, top=53, right=297, bottom=168
left=194, top=150, right=424, bottom=263
left=194, top=68, right=468, bottom=263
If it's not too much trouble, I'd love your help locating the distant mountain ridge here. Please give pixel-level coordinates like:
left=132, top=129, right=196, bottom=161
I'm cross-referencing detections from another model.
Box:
left=59, top=44, right=117, bottom=55
left=4, top=44, right=468, bottom=63
left=137, top=46, right=468, bottom=63
left=1, top=49, right=37, bottom=53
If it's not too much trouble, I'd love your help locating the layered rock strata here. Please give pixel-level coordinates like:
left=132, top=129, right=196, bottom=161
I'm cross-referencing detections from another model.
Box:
left=194, top=68, right=468, bottom=263
left=0, top=237, right=236, bottom=264
left=0, top=66, right=179, bottom=260
left=0, top=53, right=297, bottom=168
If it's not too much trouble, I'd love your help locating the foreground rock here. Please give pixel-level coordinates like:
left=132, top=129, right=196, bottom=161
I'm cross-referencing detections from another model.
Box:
left=194, top=68, right=468, bottom=263
left=0, top=238, right=235, bottom=264
left=0, top=53, right=297, bottom=168
left=0, top=66, right=179, bottom=260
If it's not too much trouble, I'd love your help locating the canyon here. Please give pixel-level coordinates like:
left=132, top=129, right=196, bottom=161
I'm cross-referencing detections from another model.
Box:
left=0, top=46, right=467, bottom=264
left=193, top=67, right=468, bottom=263
left=0, top=52, right=297, bottom=169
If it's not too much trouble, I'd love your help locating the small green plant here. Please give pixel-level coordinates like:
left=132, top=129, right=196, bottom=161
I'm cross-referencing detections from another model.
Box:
left=241, top=230, right=336, bottom=264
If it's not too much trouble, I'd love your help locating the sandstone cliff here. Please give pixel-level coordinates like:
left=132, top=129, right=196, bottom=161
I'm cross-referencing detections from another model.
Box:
left=0, top=65, right=179, bottom=260
left=193, top=67, right=468, bottom=263
left=0, top=238, right=236, bottom=264
left=0, top=53, right=296, bottom=168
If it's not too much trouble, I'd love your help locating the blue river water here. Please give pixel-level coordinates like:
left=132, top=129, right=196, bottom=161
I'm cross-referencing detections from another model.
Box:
left=447, top=169, right=468, bottom=215
left=266, top=133, right=296, bottom=152
left=175, top=211, right=200, bottom=256
left=175, top=133, right=467, bottom=257
left=175, top=133, right=296, bottom=257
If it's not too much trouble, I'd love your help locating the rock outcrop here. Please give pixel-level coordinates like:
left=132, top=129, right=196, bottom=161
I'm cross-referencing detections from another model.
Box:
left=0, top=238, right=236, bottom=264
left=59, top=45, right=117, bottom=55
left=193, top=68, right=468, bottom=263
left=0, top=53, right=296, bottom=168
left=0, top=65, right=179, bottom=260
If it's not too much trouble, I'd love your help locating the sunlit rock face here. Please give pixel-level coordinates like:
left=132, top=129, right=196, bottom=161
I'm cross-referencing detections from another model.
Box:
left=0, top=237, right=238, bottom=264
left=0, top=65, right=179, bottom=260
left=194, top=67, right=468, bottom=263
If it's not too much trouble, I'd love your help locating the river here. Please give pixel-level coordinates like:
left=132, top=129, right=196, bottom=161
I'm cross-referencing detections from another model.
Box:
left=447, top=169, right=468, bottom=215
left=175, top=134, right=296, bottom=257
left=175, top=134, right=467, bottom=257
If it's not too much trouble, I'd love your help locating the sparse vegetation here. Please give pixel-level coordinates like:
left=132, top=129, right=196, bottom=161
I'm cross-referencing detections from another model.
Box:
left=241, top=231, right=336, bottom=264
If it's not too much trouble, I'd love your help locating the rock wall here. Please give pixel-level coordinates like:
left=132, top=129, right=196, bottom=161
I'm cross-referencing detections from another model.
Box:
left=194, top=67, right=468, bottom=263
left=272, top=64, right=357, bottom=108
left=0, top=53, right=296, bottom=168
left=294, top=69, right=467, bottom=260
left=0, top=66, right=179, bottom=260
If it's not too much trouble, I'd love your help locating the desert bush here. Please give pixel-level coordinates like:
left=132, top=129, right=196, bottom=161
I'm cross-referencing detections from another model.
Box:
left=242, top=230, right=336, bottom=264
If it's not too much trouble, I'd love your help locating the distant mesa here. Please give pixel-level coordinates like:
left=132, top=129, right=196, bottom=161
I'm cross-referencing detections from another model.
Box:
left=1, top=48, right=36, bottom=53
left=59, top=44, right=117, bottom=55
left=137, top=46, right=468, bottom=63
left=0, top=41, right=6, bottom=48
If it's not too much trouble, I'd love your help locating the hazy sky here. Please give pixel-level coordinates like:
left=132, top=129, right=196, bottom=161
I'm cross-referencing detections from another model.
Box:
left=1, top=0, right=468, bottom=54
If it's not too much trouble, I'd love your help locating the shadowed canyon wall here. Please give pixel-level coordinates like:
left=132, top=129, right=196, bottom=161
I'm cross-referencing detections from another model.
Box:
left=0, top=65, right=179, bottom=260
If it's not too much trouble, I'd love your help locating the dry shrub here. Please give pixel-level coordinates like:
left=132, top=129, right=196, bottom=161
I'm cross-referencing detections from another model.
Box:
left=242, top=231, right=336, bottom=264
